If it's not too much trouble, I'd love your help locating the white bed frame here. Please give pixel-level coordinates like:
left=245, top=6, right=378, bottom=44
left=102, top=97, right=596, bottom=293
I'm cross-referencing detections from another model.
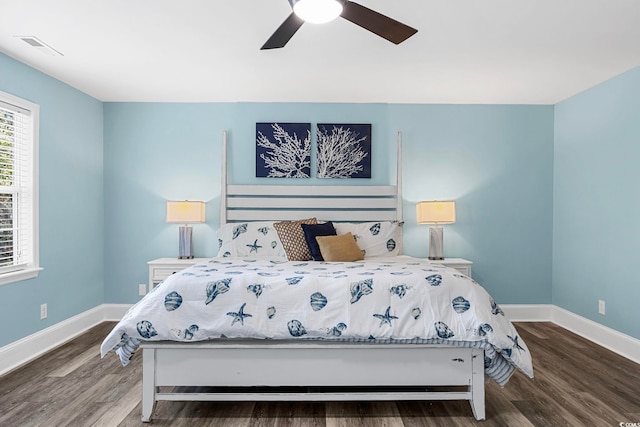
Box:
left=140, top=132, right=486, bottom=422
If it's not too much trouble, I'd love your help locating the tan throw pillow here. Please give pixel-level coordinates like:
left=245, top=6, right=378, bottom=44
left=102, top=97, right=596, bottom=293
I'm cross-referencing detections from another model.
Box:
left=316, top=233, right=364, bottom=262
left=273, top=218, right=318, bottom=261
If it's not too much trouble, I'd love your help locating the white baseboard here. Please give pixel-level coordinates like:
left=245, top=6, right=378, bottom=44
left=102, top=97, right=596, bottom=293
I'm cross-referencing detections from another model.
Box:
left=0, top=303, right=133, bottom=376
left=1, top=303, right=637, bottom=377
left=0, top=305, right=106, bottom=376
left=103, top=304, right=132, bottom=321
left=550, top=305, right=640, bottom=364
left=501, top=304, right=553, bottom=321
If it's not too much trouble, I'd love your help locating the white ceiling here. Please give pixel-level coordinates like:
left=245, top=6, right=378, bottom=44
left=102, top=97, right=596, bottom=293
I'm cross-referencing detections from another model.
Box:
left=2, top=0, right=640, bottom=104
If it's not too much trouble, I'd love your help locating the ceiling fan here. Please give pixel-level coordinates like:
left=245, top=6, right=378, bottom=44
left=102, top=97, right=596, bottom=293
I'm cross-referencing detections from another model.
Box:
left=261, top=0, right=417, bottom=50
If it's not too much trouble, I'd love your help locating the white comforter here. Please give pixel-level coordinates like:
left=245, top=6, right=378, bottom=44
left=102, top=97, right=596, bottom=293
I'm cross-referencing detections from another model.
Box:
left=101, top=257, right=533, bottom=385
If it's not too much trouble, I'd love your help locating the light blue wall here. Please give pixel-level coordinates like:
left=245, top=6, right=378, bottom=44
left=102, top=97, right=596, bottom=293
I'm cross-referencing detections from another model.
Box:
left=103, top=103, right=228, bottom=303
left=390, top=105, right=554, bottom=302
left=104, top=102, right=554, bottom=305
left=0, top=53, right=104, bottom=347
left=553, top=66, right=640, bottom=339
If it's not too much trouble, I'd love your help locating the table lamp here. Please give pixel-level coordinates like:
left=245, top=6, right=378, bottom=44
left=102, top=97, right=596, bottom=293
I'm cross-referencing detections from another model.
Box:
left=166, top=201, right=205, bottom=259
left=416, top=200, right=456, bottom=260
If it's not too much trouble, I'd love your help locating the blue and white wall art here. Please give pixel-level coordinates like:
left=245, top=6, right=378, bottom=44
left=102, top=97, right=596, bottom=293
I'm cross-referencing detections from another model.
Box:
left=317, top=123, right=371, bottom=178
left=256, top=122, right=311, bottom=178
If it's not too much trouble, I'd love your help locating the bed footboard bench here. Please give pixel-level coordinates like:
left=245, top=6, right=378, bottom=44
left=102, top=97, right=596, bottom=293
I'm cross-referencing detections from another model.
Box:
left=140, top=341, right=485, bottom=422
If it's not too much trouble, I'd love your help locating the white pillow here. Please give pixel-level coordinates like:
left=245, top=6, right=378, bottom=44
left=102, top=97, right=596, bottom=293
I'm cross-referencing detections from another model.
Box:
left=216, top=221, right=286, bottom=259
left=333, top=221, right=403, bottom=258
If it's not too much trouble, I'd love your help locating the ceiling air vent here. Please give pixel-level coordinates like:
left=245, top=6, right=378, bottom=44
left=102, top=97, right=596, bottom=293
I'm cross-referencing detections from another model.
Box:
left=15, top=36, right=63, bottom=56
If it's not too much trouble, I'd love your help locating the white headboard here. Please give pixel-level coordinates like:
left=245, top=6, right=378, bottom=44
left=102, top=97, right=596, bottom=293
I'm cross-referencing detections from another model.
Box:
left=219, top=131, right=403, bottom=224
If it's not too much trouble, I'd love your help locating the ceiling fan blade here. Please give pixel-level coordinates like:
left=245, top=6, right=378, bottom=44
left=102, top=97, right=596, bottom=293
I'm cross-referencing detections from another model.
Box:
left=340, top=1, right=417, bottom=45
left=261, top=12, right=305, bottom=50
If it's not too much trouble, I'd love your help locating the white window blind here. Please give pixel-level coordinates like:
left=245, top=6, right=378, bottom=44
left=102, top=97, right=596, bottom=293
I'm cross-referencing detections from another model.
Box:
left=0, top=92, right=39, bottom=282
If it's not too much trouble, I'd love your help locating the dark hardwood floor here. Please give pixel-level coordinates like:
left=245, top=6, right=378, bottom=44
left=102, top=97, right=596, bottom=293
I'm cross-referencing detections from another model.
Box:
left=0, top=322, right=638, bottom=426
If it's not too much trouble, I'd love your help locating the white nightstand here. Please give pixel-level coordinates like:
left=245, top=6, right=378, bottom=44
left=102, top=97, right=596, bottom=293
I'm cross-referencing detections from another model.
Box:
left=148, top=257, right=210, bottom=289
left=430, top=258, right=473, bottom=278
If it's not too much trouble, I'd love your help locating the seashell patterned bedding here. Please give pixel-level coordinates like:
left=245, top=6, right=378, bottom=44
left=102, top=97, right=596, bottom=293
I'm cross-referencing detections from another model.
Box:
left=100, top=257, right=533, bottom=387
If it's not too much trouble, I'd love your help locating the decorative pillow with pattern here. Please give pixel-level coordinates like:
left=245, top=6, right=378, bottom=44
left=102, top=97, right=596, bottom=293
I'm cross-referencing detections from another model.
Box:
left=333, top=221, right=403, bottom=258
left=216, top=221, right=286, bottom=259
left=273, top=217, right=318, bottom=261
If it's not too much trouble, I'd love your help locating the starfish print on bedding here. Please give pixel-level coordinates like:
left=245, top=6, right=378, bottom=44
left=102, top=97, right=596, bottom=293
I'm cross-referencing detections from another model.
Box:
left=373, top=306, right=399, bottom=327
left=227, top=303, right=252, bottom=326
left=246, top=239, right=262, bottom=253
left=508, top=334, right=526, bottom=352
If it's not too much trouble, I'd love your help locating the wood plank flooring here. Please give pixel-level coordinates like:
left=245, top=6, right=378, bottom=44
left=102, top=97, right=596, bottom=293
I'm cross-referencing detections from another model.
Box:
left=0, top=322, right=638, bottom=426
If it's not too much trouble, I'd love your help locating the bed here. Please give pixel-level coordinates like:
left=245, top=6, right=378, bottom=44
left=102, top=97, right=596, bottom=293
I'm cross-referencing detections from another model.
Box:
left=100, top=133, right=533, bottom=422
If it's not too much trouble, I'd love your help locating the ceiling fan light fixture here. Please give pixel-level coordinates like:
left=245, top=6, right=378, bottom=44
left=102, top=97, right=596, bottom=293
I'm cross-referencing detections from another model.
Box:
left=289, top=0, right=344, bottom=24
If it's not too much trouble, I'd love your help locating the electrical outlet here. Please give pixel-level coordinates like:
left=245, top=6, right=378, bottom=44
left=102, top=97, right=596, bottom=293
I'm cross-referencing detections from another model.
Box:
left=40, top=303, right=47, bottom=320
left=598, top=300, right=605, bottom=315
left=138, top=283, right=147, bottom=296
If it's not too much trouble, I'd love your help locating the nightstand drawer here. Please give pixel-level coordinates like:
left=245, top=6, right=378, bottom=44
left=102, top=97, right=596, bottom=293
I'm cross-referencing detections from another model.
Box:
left=148, top=258, right=210, bottom=290
left=430, top=258, right=473, bottom=278
left=152, top=267, right=183, bottom=282
left=449, top=265, right=471, bottom=277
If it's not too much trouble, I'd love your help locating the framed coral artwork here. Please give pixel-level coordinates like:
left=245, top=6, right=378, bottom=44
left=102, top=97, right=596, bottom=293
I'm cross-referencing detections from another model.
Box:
left=316, top=123, right=371, bottom=178
left=256, top=122, right=311, bottom=178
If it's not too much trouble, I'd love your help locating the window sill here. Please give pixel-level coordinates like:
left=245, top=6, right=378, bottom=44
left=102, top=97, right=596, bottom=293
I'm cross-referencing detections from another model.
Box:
left=0, top=267, right=43, bottom=286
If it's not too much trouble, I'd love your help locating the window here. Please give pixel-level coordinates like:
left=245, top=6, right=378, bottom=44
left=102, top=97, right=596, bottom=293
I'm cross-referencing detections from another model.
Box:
left=0, top=90, right=40, bottom=285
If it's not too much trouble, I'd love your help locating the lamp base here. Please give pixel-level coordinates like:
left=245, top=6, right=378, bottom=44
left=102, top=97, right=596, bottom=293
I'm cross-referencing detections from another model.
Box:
left=428, top=226, right=444, bottom=260
left=178, top=226, right=194, bottom=259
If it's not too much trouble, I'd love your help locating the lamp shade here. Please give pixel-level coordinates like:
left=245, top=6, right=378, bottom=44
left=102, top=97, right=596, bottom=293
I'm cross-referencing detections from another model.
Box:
left=166, top=201, right=206, bottom=224
left=416, top=201, right=456, bottom=225
left=290, top=0, right=344, bottom=24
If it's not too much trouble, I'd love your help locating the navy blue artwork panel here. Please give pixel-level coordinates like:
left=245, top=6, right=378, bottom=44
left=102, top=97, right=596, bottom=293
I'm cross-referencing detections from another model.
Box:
left=256, top=122, right=311, bottom=178
left=316, top=123, right=372, bottom=178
